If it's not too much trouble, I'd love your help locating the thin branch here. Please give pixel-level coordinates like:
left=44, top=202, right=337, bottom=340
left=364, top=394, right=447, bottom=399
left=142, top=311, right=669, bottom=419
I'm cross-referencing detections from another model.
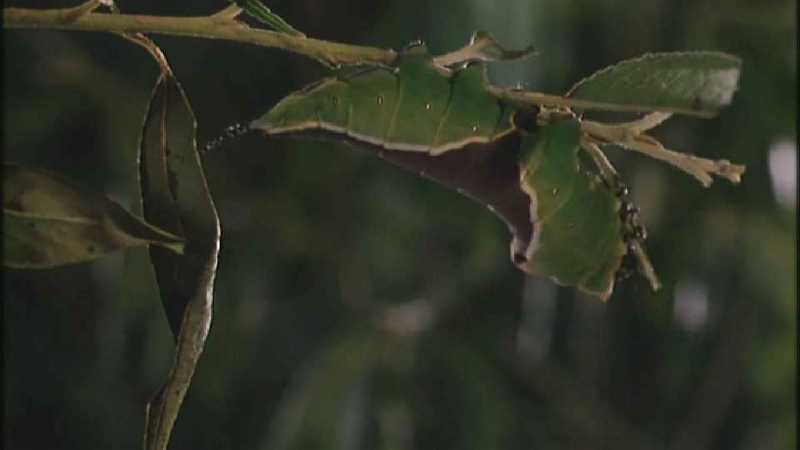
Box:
left=581, top=119, right=745, bottom=187
left=619, top=112, right=673, bottom=134
left=118, top=32, right=173, bottom=76
left=3, top=6, right=397, bottom=67
left=210, top=4, right=243, bottom=21
left=6, top=0, right=103, bottom=24
left=580, top=137, right=621, bottom=187
left=493, top=88, right=717, bottom=118
left=581, top=138, right=662, bottom=291
left=625, top=134, right=744, bottom=187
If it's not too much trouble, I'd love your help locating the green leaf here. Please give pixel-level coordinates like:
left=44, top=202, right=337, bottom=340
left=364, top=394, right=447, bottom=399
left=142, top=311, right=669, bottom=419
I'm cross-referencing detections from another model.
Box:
left=2, top=163, right=184, bottom=269
left=139, top=73, right=221, bottom=450
left=567, top=52, right=741, bottom=117
left=429, top=339, right=515, bottom=450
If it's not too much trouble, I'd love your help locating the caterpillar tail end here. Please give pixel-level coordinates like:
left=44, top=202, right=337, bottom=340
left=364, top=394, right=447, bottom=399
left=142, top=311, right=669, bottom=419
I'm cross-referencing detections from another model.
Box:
left=202, top=122, right=253, bottom=156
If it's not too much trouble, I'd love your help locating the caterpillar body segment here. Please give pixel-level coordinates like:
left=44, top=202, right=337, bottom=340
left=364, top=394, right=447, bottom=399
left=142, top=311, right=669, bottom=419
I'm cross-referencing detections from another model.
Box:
left=251, top=45, right=518, bottom=155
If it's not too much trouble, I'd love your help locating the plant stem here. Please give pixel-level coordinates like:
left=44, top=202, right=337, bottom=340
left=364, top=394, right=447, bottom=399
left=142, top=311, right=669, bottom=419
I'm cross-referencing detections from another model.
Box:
left=3, top=6, right=397, bottom=67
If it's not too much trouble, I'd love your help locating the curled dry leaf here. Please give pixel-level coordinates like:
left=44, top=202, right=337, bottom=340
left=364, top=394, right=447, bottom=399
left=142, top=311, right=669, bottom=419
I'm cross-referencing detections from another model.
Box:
left=433, top=30, right=536, bottom=68
left=139, top=72, right=220, bottom=450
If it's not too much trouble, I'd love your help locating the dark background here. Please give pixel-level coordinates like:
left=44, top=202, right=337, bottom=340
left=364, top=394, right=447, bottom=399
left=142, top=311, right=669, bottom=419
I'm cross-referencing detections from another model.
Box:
left=3, top=0, right=796, bottom=449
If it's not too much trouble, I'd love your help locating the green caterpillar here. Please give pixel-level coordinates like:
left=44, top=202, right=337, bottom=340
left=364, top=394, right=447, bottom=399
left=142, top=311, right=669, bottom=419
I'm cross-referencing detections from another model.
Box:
left=255, top=44, right=519, bottom=154
left=244, top=43, right=650, bottom=299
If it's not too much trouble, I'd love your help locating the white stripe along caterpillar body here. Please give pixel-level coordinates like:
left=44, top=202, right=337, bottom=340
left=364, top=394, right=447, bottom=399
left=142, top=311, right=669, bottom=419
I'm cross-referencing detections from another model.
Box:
left=247, top=43, right=654, bottom=300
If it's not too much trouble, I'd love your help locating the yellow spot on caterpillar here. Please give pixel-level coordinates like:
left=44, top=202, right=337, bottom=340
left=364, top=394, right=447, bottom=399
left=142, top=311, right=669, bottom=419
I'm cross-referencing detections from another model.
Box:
left=377, top=95, right=384, bottom=105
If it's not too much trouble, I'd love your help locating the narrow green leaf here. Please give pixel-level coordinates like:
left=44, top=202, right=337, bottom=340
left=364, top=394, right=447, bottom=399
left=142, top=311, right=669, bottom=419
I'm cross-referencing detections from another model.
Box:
left=139, top=73, right=220, bottom=450
left=234, top=0, right=305, bottom=37
left=567, top=52, right=742, bottom=117
left=434, top=339, right=515, bottom=450
left=260, top=331, right=386, bottom=450
left=2, top=164, right=184, bottom=269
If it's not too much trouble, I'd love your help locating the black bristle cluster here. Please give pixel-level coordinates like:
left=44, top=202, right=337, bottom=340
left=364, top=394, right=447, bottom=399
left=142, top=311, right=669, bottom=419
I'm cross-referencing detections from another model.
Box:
left=202, top=122, right=252, bottom=155
left=613, top=180, right=649, bottom=282
left=402, top=38, right=426, bottom=52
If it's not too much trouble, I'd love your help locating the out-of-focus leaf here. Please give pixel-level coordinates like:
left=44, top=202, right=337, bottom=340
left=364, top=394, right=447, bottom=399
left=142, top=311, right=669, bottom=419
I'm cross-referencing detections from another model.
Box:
left=261, top=331, right=386, bottom=450
left=3, top=163, right=184, bottom=268
left=567, top=52, right=741, bottom=117
left=139, top=72, right=220, bottom=450
left=420, top=338, right=515, bottom=450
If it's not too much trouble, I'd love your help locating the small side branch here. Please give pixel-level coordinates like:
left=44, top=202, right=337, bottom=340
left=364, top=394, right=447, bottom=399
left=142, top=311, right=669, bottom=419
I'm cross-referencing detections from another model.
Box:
left=210, top=4, right=243, bottom=21
left=581, top=119, right=745, bottom=187
left=580, top=138, right=662, bottom=292
left=492, top=89, right=717, bottom=118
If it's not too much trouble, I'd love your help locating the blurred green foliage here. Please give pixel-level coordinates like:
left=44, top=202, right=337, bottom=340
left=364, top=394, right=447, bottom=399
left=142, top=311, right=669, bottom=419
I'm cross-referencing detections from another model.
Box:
left=3, top=0, right=795, bottom=449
